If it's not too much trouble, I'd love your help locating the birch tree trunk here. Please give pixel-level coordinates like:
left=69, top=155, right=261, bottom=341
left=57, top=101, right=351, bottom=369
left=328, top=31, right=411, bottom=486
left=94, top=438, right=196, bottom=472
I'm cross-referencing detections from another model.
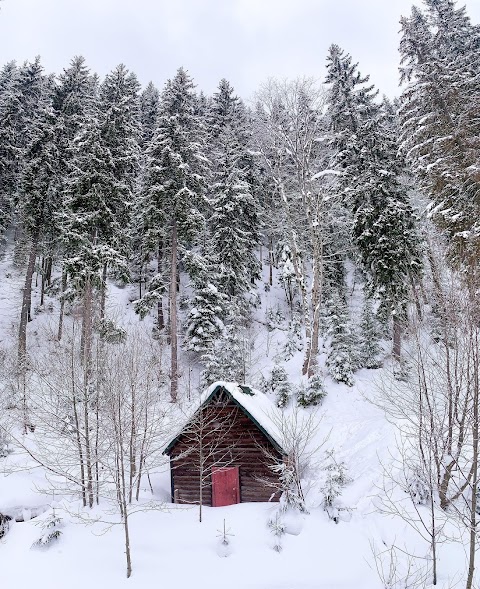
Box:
left=466, top=323, right=479, bottom=589
left=128, top=382, right=136, bottom=504
left=71, top=333, right=87, bottom=507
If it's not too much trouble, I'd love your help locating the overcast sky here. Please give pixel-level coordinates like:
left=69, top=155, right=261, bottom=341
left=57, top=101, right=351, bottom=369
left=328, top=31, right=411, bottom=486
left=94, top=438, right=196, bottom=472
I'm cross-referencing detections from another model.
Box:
left=0, top=0, right=479, bottom=99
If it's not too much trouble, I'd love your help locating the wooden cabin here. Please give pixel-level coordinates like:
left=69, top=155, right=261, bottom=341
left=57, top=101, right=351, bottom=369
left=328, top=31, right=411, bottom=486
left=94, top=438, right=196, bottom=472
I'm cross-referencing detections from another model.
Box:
left=163, top=382, right=287, bottom=506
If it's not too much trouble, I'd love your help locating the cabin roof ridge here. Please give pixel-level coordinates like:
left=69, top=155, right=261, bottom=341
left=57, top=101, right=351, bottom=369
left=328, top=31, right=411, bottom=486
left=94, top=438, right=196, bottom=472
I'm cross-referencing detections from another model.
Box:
left=162, top=381, right=286, bottom=456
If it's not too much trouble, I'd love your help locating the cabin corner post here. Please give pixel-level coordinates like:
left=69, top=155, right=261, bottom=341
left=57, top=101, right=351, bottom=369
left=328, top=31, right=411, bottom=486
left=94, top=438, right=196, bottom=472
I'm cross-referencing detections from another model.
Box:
left=170, top=455, right=175, bottom=503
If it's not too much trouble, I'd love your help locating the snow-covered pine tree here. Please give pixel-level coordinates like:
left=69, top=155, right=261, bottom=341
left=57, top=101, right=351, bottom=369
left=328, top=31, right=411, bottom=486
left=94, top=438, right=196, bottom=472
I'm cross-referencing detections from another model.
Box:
left=137, top=68, right=207, bottom=401
left=195, top=90, right=210, bottom=119
left=97, top=64, right=140, bottom=315
left=52, top=56, right=97, bottom=337
left=16, top=61, right=59, bottom=420
left=209, top=125, right=258, bottom=299
left=62, top=115, right=119, bottom=289
left=0, top=60, right=17, bottom=95
left=325, top=46, right=422, bottom=360
left=62, top=64, right=140, bottom=314
left=357, top=297, right=382, bottom=369
left=201, top=304, right=249, bottom=386
left=351, top=103, right=422, bottom=325
left=99, top=64, right=140, bottom=184
left=208, top=79, right=260, bottom=302
left=183, top=251, right=227, bottom=355
left=61, top=65, right=139, bottom=384
left=0, top=61, right=21, bottom=234
left=54, top=56, right=97, bottom=145
left=326, top=293, right=355, bottom=386
left=139, top=81, right=160, bottom=149
left=53, top=57, right=97, bottom=199
left=132, top=81, right=160, bottom=287
left=297, top=373, right=326, bottom=407
left=31, top=510, right=63, bottom=549
left=0, top=58, right=54, bottom=246
left=269, top=365, right=292, bottom=408
left=325, top=43, right=378, bottom=181
left=207, top=79, right=244, bottom=140
left=321, top=450, right=352, bottom=523
left=399, top=1, right=480, bottom=267
left=184, top=281, right=226, bottom=354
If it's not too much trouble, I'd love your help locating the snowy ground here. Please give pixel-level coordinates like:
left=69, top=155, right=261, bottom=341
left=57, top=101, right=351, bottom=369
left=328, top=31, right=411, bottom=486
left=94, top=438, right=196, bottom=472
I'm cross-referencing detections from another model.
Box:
left=1, top=385, right=395, bottom=589
left=0, top=244, right=475, bottom=588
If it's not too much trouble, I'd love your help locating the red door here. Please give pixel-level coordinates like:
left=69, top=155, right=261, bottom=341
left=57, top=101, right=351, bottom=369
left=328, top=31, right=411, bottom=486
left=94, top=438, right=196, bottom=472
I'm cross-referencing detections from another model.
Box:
left=212, top=467, right=240, bottom=507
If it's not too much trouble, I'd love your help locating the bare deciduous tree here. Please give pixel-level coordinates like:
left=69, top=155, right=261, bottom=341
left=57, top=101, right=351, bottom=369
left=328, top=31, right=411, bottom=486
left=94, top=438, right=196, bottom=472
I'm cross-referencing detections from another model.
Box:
left=254, top=79, right=342, bottom=378
left=374, top=235, right=480, bottom=588
left=173, top=393, right=240, bottom=522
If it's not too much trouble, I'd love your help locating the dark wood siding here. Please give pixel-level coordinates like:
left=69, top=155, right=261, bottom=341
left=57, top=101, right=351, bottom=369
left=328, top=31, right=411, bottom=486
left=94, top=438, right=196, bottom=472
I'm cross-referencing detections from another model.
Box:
left=168, top=393, right=283, bottom=505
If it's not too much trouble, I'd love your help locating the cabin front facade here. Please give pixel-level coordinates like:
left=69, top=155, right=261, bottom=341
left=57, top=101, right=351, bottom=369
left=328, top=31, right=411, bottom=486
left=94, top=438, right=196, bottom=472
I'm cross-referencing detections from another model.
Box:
left=163, top=382, right=286, bottom=506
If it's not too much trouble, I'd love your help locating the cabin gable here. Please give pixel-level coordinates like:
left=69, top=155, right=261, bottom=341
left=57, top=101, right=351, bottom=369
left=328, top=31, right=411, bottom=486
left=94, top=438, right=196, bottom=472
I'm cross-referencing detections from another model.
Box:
left=165, top=385, right=285, bottom=505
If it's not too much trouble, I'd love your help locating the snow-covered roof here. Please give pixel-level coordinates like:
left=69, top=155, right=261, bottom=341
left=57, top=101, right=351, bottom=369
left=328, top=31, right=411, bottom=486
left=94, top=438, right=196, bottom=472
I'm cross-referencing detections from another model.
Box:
left=163, top=381, right=286, bottom=455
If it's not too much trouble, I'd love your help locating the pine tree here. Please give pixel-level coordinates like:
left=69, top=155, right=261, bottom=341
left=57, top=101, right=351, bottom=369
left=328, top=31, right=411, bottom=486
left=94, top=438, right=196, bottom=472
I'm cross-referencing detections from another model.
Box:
left=297, top=373, right=326, bottom=407
left=0, top=61, right=20, bottom=233
left=358, top=298, right=382, bottom=369
left=99, top=64, right=140, bottom=224
left=54, top=56, right=97, bottom=145
left=351, top=105, right=422, bottom=318
left=62, top=64, right=140, bottom=301
left=201, top=312, right=248, bottom=386
left=321, top=450, right=352, bottom=523
left=99, top=64, right=140, bottom=310
left=183, top=252, right=227, bottom=354
left=16, top=59, right=58, bottom=404
left=210, top=125, right=259, bottom=298
left=31, top=511, right=63, bottom=549
left=269, top=365, right=292, bottom=408
left=138, top=68, right=207, bottom=401
left=399, top=1, right=480, bottom=267
left=0, top=58, right=55, bottom=239
left=134, top=81, right=161, bottom=294
left=325, top=46, right=422, bottom=359
left=325, top=43, right=378, bottom=180
left=326, top=294, right=355, bottom=386
left=188, top=79, right=261, bottom=383
left=185, top=282, right=226, bottom=353
left=208, top=79, right=260, bottom=301
left=139, top=81, right=160, bottom=149
left=207, top=79, right=244, bottom=140
left=62, top=114, right=126, bottom=294
left=52, top=56, right=97, bottom=337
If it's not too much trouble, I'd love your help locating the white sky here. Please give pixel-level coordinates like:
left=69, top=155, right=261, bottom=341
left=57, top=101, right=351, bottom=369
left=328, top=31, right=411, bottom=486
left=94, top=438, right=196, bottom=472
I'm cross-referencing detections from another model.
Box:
left=0, top=0, right=479, bottom=99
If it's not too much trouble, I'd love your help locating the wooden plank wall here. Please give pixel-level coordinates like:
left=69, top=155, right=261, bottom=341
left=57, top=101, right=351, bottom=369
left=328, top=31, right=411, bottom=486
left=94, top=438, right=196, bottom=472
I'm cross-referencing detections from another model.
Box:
left=170, top=397, right=283, bottom=505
